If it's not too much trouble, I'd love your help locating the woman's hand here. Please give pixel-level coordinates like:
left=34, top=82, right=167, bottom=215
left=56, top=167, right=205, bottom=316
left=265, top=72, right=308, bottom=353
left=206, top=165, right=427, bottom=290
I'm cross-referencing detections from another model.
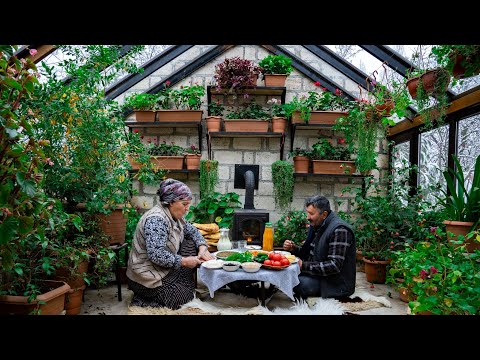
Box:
left=181, top=256, right=202, bottom=269
left=198, top=247, right=215, bottom=261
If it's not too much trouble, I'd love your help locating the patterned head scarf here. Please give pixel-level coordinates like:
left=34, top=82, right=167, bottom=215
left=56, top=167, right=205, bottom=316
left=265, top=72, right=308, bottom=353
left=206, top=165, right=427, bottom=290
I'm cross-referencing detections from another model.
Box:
left=157, top=178, right=192, bottom=205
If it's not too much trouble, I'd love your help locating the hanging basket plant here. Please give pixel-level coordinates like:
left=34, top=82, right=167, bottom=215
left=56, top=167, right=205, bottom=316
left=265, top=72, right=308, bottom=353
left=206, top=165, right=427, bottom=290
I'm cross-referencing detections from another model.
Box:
left=271, top=160, right=295, bottom=210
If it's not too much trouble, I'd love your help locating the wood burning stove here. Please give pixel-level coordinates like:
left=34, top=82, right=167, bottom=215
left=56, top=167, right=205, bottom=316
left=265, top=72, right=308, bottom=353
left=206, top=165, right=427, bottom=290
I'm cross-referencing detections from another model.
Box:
left=232, top=165, right=269, bottom=246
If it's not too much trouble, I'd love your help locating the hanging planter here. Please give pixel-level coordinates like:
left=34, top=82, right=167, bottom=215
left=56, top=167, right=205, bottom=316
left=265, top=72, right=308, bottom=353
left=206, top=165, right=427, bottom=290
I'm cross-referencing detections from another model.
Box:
left=406, top=68, right=450, bottom=100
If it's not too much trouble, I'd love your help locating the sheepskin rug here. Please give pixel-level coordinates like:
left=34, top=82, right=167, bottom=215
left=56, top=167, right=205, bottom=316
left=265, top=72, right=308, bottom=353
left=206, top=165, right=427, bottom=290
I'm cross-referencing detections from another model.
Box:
left=127, top=286, right=391, bottom=315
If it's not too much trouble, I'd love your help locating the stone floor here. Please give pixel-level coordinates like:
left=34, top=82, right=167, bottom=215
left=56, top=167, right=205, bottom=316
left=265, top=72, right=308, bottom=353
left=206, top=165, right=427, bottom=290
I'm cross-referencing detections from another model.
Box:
left=79, top=270, right=409, bottom=315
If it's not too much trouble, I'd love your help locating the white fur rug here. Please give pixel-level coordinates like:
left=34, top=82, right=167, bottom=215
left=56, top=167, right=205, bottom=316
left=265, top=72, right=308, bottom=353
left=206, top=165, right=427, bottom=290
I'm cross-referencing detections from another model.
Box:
left=128, top=286, right=391, bottom=315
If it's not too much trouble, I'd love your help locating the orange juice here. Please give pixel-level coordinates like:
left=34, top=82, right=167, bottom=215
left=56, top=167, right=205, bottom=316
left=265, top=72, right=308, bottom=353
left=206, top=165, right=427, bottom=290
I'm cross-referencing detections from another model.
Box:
left=262, top=222, right=274, bottom=251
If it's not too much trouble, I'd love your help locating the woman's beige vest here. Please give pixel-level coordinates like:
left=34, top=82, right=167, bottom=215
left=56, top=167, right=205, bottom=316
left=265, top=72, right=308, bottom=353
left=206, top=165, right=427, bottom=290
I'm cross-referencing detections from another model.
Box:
left=126, top=205, right=185, bottom=288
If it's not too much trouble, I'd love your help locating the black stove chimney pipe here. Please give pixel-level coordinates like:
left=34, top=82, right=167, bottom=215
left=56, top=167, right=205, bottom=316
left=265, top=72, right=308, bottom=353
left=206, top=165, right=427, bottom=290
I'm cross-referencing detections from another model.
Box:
left=244, top=170, right=255, bottom=209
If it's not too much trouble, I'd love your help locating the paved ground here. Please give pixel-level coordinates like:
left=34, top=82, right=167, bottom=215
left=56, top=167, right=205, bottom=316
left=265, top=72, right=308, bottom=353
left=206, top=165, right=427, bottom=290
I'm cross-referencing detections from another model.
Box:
left=79, top=269, right=409, bottom=315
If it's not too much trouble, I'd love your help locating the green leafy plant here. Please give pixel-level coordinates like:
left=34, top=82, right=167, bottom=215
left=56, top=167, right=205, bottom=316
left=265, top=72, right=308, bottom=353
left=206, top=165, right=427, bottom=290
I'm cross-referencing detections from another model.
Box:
left=437, top=154, right=480, bottom=225
left=334, top=98, right=393, bottom=173
left=148, top=141, right=185, bottom=156
left=30, top=45, right=141, bottom=215
left=288, top=147, right=310, bottom=158
left=170, top=84, right=205, bottom=110
left=430, top=45, right=480, bottom=84
left=273, top=210, right=309, bottom=246
left=185, top=144, right=201, bottom=155
left=208, top=99, right=225, bottom=116
left=388, top=232, right=480, bottom=315
left=344, top=161, right=445, bottom=261
left=0, top=45, right=69, bottom=299
left=126, top=130, right=168, bottom=185
left=258, top=54, right=293, bottom=76
left=185, top=192, right=241, bottom=229
left=123, top=92, right=159, bottom=111
left=308, top=138, right=353, bottom=161
left=199, top=160, right=219, bottom=199
left=284, top=82, right=354, bottom=123
left=224, top=100, right=270, bottom=119
left=268, top=98, right=290, bottom=117
left=271, top=160, right=294, bottom=210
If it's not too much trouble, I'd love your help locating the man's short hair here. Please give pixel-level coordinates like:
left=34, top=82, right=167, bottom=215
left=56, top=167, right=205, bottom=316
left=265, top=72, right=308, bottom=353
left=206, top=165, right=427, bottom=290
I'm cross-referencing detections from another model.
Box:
left=305, top=195, right=331, bottom=214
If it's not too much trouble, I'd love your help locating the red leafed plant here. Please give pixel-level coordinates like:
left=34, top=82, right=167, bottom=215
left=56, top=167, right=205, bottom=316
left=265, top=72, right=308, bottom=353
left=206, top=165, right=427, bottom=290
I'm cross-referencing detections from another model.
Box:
left=214, top=57, right=261, bottom=92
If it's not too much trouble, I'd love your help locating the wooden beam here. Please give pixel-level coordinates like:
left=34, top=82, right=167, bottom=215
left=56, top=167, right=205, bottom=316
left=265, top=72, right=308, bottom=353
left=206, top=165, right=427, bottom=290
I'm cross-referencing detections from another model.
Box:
left=389, top=87, right=480, bottom=136
left=27, top=45, right=56, bottom=63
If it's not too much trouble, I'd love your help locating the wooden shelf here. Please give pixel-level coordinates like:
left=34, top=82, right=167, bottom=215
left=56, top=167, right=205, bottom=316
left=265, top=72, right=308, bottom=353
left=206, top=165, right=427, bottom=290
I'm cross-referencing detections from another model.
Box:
left=125, top=121, right=203, bottom=152
left=208, top=85, right=286, bottom=97
left=294, top=173, right=365, bottom=178
left=129, top=169, right=199, bottom=174
left=289, top=123, right=335, bottom=151
left=207, top=132, right=285, bottom=160
left=125, top=121, right=201, bottom=127
left=208, top=132, right=284, bottom=137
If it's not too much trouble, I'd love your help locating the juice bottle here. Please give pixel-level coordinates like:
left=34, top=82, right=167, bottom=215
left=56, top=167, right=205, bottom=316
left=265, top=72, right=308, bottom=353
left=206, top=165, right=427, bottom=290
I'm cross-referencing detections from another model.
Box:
left=262, top=222, right=274, bottom=251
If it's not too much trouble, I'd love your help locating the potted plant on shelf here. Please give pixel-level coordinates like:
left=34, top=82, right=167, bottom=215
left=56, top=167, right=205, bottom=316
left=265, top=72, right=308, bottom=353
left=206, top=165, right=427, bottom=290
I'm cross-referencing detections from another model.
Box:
left=437, top=154, right=480, bottom=252
left=430, top=45, right=480, bottom=82
left=223, top=100, right=270, bottom=132
left=268, top=98, right=289, bottom=133
left=288, top=147, right=311, bottom=173
left=157, top=83, right=205, bottom=123
left=258, top=54, right=293, bottom=87
left=123, top=92, right=159, bottom=122
left=126, top=130, right=169, bottom=184
left=147, top=140, right=186, bottom=170
left=271, top=160, right=295, bottom=210
left=307, top=138, right=356, bottom=175
left=206, top=98, right=225, bottom=132
left=285, top=83, right=354, bottom=125
left=184, top=144, right=202, bottom=170
left=214, top=57, right=261, bottom=95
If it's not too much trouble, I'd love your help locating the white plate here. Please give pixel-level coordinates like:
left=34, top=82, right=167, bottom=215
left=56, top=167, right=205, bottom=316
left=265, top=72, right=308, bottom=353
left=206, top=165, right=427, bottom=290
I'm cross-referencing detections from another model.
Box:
left=245, top=245, right=261, bottom=250
left=201, top=259, right=224, bottom=269
left=289, top=257, right=300, bottom=264
left=272, top=250, right=291, bottom=255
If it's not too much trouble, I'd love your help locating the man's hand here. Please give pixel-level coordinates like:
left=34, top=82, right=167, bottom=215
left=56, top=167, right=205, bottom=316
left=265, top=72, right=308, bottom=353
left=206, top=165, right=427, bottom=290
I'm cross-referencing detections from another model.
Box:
left=283, top=239, right=295, bottom=252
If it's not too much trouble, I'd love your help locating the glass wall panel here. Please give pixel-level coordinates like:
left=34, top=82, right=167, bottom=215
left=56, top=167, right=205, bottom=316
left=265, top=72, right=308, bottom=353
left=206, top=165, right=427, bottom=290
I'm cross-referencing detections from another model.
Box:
left=392, top=141, right=410, bottom=205
left=419, top=124, right=449, bottom=204
left=457, top=114, right=480, bottom=193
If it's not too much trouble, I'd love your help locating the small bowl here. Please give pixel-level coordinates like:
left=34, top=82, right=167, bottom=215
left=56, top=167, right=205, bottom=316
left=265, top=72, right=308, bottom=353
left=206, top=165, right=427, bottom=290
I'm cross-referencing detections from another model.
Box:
left=241, top=262, right=262, bottom=273
left=222, top=261, right=241, bottom=272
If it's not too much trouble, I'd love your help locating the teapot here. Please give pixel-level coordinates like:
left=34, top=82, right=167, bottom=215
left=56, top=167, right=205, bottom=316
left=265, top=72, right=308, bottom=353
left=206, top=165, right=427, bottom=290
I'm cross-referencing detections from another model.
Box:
left=216, top=228, right=232, bottom=251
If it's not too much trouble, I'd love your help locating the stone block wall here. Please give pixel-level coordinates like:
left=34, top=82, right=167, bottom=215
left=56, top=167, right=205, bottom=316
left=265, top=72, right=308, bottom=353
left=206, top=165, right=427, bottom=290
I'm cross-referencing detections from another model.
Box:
left=123, top=45, right=389, bottom=225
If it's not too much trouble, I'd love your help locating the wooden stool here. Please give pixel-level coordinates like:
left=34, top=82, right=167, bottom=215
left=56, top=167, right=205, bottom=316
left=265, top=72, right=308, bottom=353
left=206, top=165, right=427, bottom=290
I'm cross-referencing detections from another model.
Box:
left=109, top=243, right=128, bottom=301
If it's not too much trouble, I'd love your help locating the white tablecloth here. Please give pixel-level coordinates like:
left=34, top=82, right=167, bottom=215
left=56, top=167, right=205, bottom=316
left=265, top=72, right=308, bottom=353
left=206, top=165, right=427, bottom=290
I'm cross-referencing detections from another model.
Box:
left=199, top=263, right=301, bottom=300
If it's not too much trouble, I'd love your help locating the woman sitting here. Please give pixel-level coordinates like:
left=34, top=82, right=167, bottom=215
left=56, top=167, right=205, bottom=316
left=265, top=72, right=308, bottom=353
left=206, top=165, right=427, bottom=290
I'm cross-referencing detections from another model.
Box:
left=127, top=178, right=214, bottom=310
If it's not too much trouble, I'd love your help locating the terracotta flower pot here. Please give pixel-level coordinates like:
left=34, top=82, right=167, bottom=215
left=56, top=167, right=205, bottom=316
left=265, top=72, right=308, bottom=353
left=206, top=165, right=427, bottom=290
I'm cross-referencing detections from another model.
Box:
left=363, top=257, right=391, bottom=284
left=185, top=154, right=201, bottom=170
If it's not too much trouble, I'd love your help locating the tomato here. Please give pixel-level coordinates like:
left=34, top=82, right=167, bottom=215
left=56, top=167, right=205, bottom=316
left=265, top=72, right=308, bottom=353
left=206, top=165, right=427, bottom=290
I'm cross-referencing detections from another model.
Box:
left=273, top=253, right=282, bottom=262
left=273, top=261, right=282, bottom=267
left=281, top=259, right=290, bottom=266
left=264, top=260, right=272, bottom=265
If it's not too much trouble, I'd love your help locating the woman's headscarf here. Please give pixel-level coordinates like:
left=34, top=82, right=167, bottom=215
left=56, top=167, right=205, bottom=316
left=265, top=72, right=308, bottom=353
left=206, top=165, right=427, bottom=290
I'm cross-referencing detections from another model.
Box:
left=157, top=178, right=192, bottom=205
